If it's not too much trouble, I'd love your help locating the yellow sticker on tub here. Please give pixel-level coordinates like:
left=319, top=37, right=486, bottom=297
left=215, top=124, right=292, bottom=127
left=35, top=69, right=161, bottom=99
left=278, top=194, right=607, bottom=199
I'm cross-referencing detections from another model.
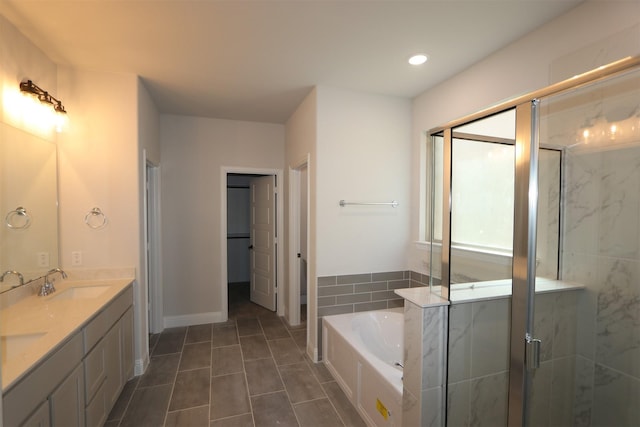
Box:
left=376, top=398, right=389, bottom=420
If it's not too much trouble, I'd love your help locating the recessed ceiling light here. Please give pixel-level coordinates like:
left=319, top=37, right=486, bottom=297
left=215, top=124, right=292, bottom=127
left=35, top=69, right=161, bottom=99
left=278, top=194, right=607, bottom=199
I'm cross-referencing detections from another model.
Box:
left=408, top=54, right=428, bottom=66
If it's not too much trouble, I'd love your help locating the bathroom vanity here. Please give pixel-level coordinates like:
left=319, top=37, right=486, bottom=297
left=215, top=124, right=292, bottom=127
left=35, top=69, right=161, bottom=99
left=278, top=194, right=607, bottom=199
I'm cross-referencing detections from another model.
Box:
left=1, top=278, right=133, bottom=427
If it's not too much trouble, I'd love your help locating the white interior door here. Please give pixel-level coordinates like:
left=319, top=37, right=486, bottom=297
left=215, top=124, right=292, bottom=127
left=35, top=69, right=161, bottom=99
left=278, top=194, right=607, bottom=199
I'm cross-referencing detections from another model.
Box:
left=250, top=175, right=277, bottom=311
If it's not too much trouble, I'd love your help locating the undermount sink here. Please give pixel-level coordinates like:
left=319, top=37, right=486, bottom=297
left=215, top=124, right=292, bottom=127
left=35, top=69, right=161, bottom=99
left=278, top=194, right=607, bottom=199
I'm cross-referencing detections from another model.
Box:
left=49, top=285, right=110, bottom=301
left=1, top=332, right=47, bottom=363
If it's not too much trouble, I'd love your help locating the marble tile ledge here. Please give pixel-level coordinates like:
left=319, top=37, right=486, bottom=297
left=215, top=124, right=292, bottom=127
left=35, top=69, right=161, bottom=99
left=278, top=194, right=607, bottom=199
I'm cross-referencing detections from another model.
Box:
left=395, top=278, right=584, bottom=306
left=1, top=276, right=133, bottom=391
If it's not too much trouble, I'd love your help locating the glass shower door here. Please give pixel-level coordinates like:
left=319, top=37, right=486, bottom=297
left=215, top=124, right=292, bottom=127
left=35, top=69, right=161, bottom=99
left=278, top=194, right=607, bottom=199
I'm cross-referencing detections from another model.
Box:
left=528, top=65, right=640, bottom=427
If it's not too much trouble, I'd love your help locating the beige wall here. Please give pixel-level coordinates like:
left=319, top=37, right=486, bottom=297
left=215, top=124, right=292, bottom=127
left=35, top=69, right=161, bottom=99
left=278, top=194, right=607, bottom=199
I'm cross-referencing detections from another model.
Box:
left=160, top=115, right=284, bottom=326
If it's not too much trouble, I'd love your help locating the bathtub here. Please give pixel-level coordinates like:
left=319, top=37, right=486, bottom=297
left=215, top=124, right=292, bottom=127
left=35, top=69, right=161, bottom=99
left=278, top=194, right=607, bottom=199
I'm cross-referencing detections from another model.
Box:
left=322, top=308, right=403, bottom=427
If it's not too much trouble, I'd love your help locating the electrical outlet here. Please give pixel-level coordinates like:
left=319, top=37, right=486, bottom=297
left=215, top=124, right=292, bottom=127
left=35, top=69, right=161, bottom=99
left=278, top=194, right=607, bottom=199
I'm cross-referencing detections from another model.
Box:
left=71, top=251, right=82, bottom=266
left=37, top=252, right=50, bottom=268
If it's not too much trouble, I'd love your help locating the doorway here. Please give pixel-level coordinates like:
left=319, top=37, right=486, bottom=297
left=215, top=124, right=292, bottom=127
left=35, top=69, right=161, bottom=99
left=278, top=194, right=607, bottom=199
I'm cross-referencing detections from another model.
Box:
left=221, top=167, right=285, bottom=321
left=288, top=161, right=309, bottom=327
left=145, top=157, right=162, bottom=335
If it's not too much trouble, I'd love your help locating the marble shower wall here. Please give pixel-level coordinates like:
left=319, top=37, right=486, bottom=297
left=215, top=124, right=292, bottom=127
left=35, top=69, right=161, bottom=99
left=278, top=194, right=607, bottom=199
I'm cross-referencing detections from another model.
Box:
left=562, top=144, right=640, bottom=427
left=446, top=290, right=582, bottom=427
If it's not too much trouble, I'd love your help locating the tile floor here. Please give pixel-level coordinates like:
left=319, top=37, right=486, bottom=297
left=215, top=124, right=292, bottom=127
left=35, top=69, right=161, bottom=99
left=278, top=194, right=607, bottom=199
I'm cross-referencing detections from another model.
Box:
left=105, top=285, right=365, bottom=427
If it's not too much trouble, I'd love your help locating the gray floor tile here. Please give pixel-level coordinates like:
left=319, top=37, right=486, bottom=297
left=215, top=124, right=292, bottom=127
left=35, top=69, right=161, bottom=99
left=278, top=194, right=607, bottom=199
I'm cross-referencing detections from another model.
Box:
left=240, top=335, right=271, bottom=360
left=268, top=337, right=305, bottom=366
left=139, top=353, right=180, bottom=388
left=165, top=405, right=209, bottom=427
left=294, top=398, right=343, bottom=427
left=107, top=376, right=139, bottom=421
left=278, top=362, right=325, bottom=404
left=236, top=318, right=262, bottom=336
left=322, top=381, right=366, bottom=427
left=259, top=318, right=290, bottom=340
left=186, top=324, right=213, bottom=344
left=306, top=358, right=334, bottom=383
left=290, top=329, right=307, bottom=351
left=251, top=391, right=299, bottom=427
left=169, top=368, right=211, bottom=411
left=120, top=384, right=172, bottom=427
left=153, top=329, right=186, bottom=355
left=210, top=372, right=251, bottom=420
left=212, top=325, right=239, bottom=347
left=180, top=342, right=212, bottom=371
left=149, top=333, right=160, bottom=353
left=210, top=413, right=254, bottom=427
left=244, top=358, right=284, bottom=396
left=211, top=345, right=244, bottom=377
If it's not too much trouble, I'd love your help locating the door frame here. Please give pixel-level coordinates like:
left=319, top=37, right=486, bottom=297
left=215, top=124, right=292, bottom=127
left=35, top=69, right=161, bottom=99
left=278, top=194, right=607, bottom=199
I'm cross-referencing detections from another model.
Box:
left=144, top=153, right=163, bottom=334
left=288, top=156, right=310, bottom=327
left=220, top=166, right=285, bottom=321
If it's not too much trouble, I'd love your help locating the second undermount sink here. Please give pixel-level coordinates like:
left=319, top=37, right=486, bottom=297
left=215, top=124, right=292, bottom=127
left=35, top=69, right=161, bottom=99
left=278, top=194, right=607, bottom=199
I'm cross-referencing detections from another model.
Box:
left=49, top=285, right=110, bottom=301
left=1, top=332, right=47, bottom=363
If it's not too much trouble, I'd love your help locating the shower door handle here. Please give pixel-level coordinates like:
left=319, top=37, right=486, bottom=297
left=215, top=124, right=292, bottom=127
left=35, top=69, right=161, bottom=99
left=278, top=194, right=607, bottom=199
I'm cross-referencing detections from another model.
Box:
left=525, top=334, right=541, bottom=370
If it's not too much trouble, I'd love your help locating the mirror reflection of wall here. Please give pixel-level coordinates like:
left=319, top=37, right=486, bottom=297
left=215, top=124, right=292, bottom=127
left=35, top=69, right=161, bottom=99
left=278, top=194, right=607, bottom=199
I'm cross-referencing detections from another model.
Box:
left=0, top=121, right=59, bottom=292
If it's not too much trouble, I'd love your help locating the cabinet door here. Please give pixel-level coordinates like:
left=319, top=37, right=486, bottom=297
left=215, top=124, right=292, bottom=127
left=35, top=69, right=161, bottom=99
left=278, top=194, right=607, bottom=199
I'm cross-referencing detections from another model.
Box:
left=121, top=307, right=134, bottom=382
left=103, top=323, right=122, bottom=411
left=21, top=400, right=50, bottom=427
left=50, top=364, right=85, bottom=427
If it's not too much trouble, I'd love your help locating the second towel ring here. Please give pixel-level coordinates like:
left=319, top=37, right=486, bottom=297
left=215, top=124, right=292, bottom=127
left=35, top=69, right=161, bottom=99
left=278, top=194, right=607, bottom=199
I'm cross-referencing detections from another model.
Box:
left=84, top=207, right=107, bottom=229
left=5, top=207, right=31, bottom=229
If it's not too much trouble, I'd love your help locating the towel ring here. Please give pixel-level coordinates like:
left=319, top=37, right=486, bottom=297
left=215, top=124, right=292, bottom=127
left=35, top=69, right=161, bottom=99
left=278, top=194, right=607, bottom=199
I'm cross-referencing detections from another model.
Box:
left=5, top=207, right=31, bottom=229
left=84, top=207, right=107, bottom=229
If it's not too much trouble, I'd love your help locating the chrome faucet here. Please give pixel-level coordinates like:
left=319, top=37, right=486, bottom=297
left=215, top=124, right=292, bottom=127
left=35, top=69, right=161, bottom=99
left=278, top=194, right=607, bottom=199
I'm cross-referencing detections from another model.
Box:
left=38, top=268, right=67, bottom=297
left=0, top=270, right=24, bottom=288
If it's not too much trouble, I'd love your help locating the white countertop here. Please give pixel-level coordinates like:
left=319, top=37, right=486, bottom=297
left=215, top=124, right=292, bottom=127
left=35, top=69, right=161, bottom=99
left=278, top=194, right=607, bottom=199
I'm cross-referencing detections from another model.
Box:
left=1, top=277, right=133, bottom=391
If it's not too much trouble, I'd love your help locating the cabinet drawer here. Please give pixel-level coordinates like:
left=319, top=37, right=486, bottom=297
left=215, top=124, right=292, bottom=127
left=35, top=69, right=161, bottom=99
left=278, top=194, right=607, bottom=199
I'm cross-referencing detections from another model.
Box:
left=85, top=383, right=106, bottom=427
left=20, top=400, right=50, bottom=427
left=84, top=340, right=106, bottom=402
left=50, top=364, right=85, bottom=427
left=83, top=286, right=133, bottom=353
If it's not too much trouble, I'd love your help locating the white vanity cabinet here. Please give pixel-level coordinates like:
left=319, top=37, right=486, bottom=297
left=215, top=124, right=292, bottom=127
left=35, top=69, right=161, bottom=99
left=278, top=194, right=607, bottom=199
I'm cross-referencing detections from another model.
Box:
left=2, top=284, right=133, bottom=427
left=83, top=287, right=134, bottom=427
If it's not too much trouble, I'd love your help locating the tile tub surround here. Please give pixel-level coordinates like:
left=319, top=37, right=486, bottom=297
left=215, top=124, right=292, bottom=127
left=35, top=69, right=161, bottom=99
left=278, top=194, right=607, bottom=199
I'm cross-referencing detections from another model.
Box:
left=316, top=271, right=429, bottom=359
left=317, top=271, right=429, bottom=318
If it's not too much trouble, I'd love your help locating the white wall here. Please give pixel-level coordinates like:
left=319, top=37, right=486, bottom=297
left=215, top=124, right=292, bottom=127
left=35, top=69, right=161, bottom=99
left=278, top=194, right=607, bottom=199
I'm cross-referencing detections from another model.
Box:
left=284, top=87, right=317, bottom=355
left=316, top=86, right=411, bottom=276
left=160, top=115, right=284, bottom=325
left=57, top=67, right=146, bottom=370
left=137, top=78, right=160, bottom=367
left=410, top=0, right=640, bottom=274
left=57, top=68, right=139, bottom=269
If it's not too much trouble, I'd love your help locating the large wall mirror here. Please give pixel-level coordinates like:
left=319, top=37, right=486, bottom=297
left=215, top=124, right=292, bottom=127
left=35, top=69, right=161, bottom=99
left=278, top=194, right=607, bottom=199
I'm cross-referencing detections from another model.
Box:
left=0, top=121, right=59, bottom=292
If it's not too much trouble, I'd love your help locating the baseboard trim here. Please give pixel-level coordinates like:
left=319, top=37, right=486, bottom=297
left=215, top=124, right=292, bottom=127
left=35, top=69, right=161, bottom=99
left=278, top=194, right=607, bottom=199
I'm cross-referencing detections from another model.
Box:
left=134, top=355, right=149, bottom=376
left=163, top=311, right=227, bottom=328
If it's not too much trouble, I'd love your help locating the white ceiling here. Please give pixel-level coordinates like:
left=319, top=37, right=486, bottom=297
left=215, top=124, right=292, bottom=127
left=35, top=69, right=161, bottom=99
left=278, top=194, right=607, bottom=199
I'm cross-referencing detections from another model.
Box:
left=0, top=1, right=583, bottom=124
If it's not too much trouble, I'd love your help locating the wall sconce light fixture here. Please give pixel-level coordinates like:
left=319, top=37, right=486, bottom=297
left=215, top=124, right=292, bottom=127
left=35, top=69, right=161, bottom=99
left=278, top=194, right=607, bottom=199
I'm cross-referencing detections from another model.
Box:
left=19, top=79, right=67, bottom=114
